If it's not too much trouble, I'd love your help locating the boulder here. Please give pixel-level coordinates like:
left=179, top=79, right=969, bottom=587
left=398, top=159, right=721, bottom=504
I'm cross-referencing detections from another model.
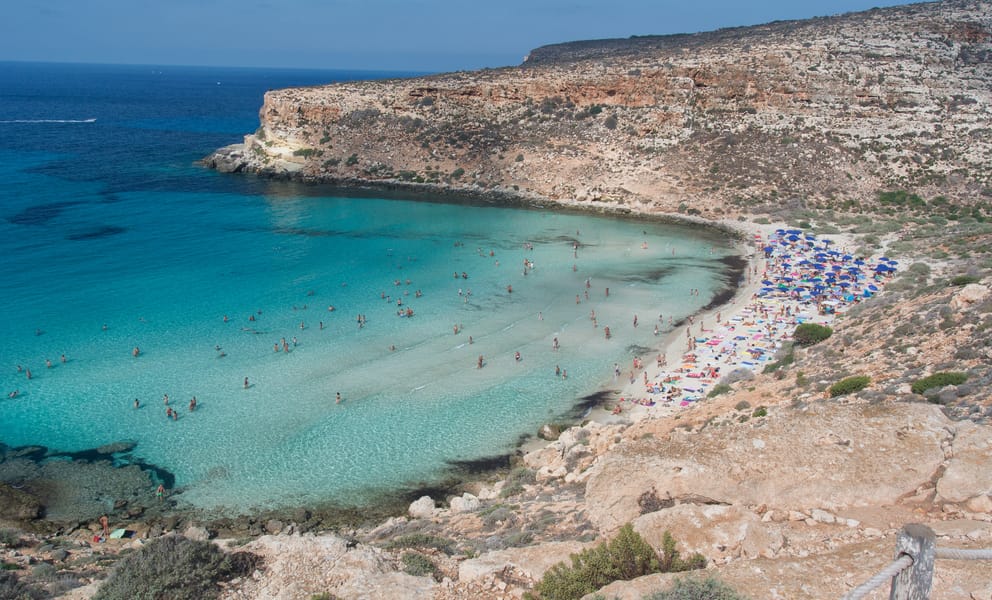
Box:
left=408, top=495, right=435, bottom=519
left=183, top=525, right=210, bottom=542
left=449, top=493, right=480, bottom=514
left=265, top=519, right=284, bottom=534
left=633, top=504, right=782, bottom=560
left=459, top=540, right=592, bottom=582
left=949, top=283, right=989, bottom=311
left=937, top=421, right=992, bottom=505
left=585, top=403, right=952, bottom=532
left=538, top=423, right=562, bottom=441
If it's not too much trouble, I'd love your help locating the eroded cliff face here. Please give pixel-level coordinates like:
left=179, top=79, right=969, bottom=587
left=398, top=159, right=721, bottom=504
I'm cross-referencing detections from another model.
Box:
left=205, top=0, right=992, bottom=218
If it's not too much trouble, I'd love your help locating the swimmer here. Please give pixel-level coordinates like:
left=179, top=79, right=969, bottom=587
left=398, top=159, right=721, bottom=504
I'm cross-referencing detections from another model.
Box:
left=507, top=284, right=512, bottom=294
left=8, top=391, right=19, bottom=399
left=244, top=377, right=249, bottom=389
left=327, top=305, right=335, bottom=312
left=555, top=365, right=561, bottom=377
left=26, top=368, right=31, bottom=379
left=163, top=394, right=169, bottom=405
left=60, top=354, right=66, bottom=364
left=132, top=346, right=141, bottom=357
left=477, top=355, right=484, bottom=369
left=515, top=351, right=521, bottom=362
left=224, top=315, right=229, bottom=322
left=604, top=326, right=611, bottom=339
left=189, top=396, right=196, bottom=411
left=336, top=392, right=341, bottom=404
left=45, top=359, right=52, bottom=369
left=552, top=337, right=559, bottom=351
left=468, top=336, right=473, bottom=345
left=134, top=398, right=140, bottom=409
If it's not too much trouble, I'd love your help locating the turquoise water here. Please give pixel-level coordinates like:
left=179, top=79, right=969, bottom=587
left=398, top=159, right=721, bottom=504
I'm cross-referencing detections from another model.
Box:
left=0, top=63, right=739, bottom=512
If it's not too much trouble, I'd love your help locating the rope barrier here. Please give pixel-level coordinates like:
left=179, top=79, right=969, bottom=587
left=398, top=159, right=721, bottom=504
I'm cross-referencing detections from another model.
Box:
left=935, top=547, right=992, bottom=561
left=841, top=554, right=913, bottom=600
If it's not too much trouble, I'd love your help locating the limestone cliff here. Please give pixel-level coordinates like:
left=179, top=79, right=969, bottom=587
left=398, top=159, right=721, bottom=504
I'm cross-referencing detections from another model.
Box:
left=205, top=0, right=992, bottom=219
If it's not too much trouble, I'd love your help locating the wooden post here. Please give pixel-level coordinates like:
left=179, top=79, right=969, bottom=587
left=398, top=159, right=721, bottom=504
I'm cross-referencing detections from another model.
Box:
left=890, top=523, right=936, bottom=600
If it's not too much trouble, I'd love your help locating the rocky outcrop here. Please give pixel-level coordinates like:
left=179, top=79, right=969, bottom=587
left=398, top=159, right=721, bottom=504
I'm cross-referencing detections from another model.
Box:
left=226, top=534, right=437, bottom=600
left=0, top=482, right=41, bottom=522
left=584, top=402, right=954, bottom=532
left=205, top=0, right=992, bottom=219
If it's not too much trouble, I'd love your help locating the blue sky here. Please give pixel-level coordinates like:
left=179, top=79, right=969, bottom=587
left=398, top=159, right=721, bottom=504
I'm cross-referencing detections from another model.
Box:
left=3, top=0, right=911, bottom=72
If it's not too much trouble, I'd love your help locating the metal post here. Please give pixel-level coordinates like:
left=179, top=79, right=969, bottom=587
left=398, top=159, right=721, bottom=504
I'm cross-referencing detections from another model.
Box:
left=890, top=524, right=936, bottom=600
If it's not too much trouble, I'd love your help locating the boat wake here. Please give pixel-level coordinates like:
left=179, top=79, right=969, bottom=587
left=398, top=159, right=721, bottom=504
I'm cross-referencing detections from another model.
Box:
left=0, top=118, right=97, bottom=124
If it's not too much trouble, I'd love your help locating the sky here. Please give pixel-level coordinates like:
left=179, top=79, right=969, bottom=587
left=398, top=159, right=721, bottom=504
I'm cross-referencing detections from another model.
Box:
left=2, top=0, right=913, bottom=73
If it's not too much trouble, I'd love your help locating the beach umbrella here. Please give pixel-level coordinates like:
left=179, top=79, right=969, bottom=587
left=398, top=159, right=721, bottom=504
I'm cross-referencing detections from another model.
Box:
left=786, top=229, right=802, bottom=234
left=776, top=229, right=785, bottom=234
left=762, top=280, right=773, bottom=285
left=888, top=260, right=899, bottom=266
left=879, top=256, right=889, bottom=261
left=842, top=254, right=853, bottom=261
left=868, top=284, right=878, bottom=291
left=787, top=235, right=800, bottom=242
left=824, top=239, right=834, bottom=245
left=854, top=258, right=865, bottom=265
left=838, top=282, right=851, bottom=288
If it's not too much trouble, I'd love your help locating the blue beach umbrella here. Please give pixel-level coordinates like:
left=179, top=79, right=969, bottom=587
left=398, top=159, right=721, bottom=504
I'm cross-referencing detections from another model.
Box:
left=787, top=229, right=802, bottom=234
left=868, top=284, right=878, bottom=291
left=879, top=257, right=889, bottom=261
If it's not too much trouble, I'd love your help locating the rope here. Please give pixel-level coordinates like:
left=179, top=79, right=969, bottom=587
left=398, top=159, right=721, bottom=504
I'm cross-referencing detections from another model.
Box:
left=840, top=554, right=913, bottom=600
left=935, top=547, right=992, bottom=560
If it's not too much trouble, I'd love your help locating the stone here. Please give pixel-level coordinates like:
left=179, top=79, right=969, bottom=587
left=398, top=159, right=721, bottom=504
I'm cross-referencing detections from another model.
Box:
left=811, top=509, right=836, bottom=524
left=449, top=493, right=481, bottom=514
left=95, top=441, right=138, bottom=455
left=937, top=421, right=992, bottom=504
left=950, top=283, right=990, bottom=311
left=633, top=504, right=782, bottom=561
left=538, top=423, right=562, bottom=441
left=408, top=495, right=435, bottom=519
left=264, top=519, right=284, bottom=535
left=459, top=541, right=592, bottom=582
left=183, top=525, right=210, bottom=542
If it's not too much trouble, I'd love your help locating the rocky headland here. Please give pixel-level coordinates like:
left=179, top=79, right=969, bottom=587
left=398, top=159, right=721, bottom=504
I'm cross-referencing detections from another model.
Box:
left=3, top=1, right=992, bottom=599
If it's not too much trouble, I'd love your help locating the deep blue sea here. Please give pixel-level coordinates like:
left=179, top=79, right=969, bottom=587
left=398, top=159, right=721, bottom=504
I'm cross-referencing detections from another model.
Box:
left=0, top=62, right=739, bottom=513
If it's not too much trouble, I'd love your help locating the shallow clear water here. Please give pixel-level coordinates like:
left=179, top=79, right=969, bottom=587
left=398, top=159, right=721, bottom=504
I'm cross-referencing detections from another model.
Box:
left=0, top=62, right=739, bottom=512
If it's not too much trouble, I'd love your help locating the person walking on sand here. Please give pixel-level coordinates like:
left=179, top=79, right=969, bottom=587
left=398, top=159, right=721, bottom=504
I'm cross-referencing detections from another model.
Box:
left=99, top=515, right=109, bottom=540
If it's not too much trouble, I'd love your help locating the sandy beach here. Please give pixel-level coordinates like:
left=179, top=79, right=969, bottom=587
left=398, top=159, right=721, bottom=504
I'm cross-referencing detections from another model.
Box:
left=582, top=221, right=884, bottom=428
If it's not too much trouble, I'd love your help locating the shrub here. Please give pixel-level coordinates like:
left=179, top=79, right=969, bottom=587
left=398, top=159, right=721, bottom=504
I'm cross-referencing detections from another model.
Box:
left=384, top=533, right=455, bottom=555
left=292, top=148, right=318, bottom=158
left=647, top=575, right=750, bottom=600
left=450, top=167, right=465, bottom=180
left=793, top=323, right=832, bottom=346
left=707, top=383, right=731, bottom=398
left=911, top=372, right=968, bottom=395
left=751, top=406, right=767, bottom=418
left=345, top=153, right=359, bottom=166
left=950, top=275, right=980, bottom=286
left=604, top=115, right=618, bottom=130
left=733, top=400, right=751, bottom=411
left=501, top=467, right=536, bottom=498
left=828, top=375, right=871, bottom=398
left=0, top=571, right=45, bottom=600
left=529, top=526, right=703, bottom=600
left=401, top=552, right=440, bottom=579
left=93, top=535, right=260, bottom=600
left=0, top=529, right=21, bottom=548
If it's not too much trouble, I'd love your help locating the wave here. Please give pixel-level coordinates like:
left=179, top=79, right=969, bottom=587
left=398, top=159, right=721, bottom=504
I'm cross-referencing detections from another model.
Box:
left=0, top=118, right=96, bottom=124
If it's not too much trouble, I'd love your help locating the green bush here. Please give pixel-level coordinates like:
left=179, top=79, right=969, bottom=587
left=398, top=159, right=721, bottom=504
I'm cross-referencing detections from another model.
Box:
left=529, top=526, right=703, bottom=600
left=345, top=153, right=359, bottom=166
left=501, top=467, right=537, bottom=498
left=648, top=575, right=750, bottom=600
left=751, top=406, right=767, bottom=418
left=707, top=383, right=731, bottom=398
left=93, top=535, right=260, bottom=600
left=0, top=528, right=21, bottom=548
left=950, top=275, right=980, bottom=286
left=793, top=323, right=832, bottom=346
left=450, top=167, right=465, bottom=180
left=828, top=375, right=871, bottom=398
left=384, top=533, right=455, bottom=555
left=911, top=372, right=968, bottom=395
left=401, top=552, right=440, bottom=579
